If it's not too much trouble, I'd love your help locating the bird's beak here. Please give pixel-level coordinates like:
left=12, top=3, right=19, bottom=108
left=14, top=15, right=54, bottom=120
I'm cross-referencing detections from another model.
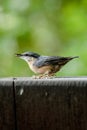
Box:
left=15, top=53, right=23, bottom=57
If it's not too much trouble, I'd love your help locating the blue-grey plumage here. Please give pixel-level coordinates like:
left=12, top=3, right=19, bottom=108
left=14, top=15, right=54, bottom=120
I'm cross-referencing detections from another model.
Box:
left=16, top=52, right=79, bottom=77
left=34, top=56, right=79, bottom=67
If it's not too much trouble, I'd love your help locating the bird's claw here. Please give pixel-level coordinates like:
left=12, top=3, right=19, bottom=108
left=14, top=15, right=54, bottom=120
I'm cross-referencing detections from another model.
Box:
left=32, top=74, right=56, bottom=79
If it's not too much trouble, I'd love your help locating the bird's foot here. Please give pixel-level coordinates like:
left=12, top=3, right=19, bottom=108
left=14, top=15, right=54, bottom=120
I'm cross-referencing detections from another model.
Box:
left=45, top=74, right=56, bottom=79
left=32, top=74, right=56, bottom=79
left=39, top=74, right=56, bottom=79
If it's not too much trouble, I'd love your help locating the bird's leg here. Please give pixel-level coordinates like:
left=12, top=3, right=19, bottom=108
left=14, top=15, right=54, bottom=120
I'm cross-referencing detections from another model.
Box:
left=40, top=73, right=56, bottom=79
left=45, top=73, right=56, bottom=78
left=32, top=73, right=56, bottom=79
left=36, top=74, right=48, bottom=79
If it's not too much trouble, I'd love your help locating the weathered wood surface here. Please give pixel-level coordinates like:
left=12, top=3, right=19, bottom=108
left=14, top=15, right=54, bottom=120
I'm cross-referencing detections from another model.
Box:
left=0, top=77, right=87, bottom=130
left=14, top=77, right=87, bottom=130
left=0, top=78, right=15, bottom=130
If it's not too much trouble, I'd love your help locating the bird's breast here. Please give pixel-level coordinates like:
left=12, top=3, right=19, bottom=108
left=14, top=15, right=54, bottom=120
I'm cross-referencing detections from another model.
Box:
left=28, top=61, right=53, bottom=74
left=28, top=61, right=38, bottom=73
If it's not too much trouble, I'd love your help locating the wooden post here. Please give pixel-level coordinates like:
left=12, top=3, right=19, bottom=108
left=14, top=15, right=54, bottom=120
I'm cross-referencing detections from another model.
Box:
left=14, top=77, right=87, bottom=130
left=0, top=78, right=16, bottom=130
left=0, top=77, right=87, bottom=130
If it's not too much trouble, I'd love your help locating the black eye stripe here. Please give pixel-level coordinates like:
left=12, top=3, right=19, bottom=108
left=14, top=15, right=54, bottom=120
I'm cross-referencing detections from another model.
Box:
left=23, top=52, right=40, bottom=58
left=25, top=54, right=29, bottom=56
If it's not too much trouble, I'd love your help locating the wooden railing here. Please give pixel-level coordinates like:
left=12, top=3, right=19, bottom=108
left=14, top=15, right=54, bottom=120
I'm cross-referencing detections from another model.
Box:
left=0, top=77, right=87, bottom=130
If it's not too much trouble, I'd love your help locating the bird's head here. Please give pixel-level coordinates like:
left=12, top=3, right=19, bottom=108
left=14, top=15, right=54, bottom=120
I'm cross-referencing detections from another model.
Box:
left=16, top=52, right=40, bottom=62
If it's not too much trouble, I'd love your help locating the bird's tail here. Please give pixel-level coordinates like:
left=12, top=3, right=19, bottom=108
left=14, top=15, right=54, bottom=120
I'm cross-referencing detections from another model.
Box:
left=59, top=56, right=79, bottom=65
left=68, top=56, right=79, bottom=60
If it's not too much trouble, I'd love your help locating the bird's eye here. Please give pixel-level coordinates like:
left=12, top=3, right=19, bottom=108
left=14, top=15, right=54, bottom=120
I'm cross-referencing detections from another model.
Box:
left=25, top=54, right=29, bottom=56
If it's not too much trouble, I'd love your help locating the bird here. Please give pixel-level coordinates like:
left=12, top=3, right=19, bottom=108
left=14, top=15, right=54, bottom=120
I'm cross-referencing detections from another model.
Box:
left=16, top=51, right=79, bottom=78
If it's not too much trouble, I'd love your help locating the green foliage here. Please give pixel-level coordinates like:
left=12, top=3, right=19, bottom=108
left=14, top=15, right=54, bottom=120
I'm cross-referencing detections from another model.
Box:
left=0, top=0, right=87, bottom=77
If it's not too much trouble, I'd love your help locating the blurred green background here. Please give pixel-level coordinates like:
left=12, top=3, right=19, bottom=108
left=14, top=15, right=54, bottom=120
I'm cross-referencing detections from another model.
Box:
left=0, top=0, right=87, bottom=77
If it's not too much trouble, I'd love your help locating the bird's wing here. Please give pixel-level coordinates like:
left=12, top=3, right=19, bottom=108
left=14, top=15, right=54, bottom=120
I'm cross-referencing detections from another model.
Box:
left=34, top=56, right=71, bottom=67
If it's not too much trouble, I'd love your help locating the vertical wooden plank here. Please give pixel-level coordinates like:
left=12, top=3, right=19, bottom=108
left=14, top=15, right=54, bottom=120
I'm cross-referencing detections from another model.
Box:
left=14, top=78, right=87, bottom=130
left=0, top=78, right=15, bottom=130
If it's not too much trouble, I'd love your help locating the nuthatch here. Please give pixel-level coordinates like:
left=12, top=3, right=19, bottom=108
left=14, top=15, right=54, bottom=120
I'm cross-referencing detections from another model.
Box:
left=16, top=52, right=79, bottom=78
